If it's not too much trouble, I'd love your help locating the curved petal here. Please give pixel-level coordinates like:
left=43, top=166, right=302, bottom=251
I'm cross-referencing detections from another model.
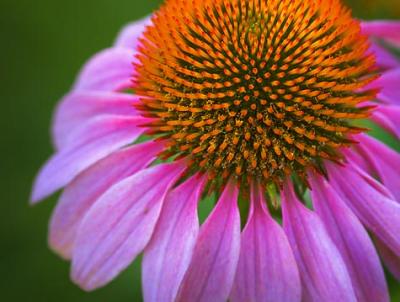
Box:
left=71, top=161, right=186, bottom=291
left=176, top=181, right=241, bottom=302
left=73, top=48, right=136, bottom=92
left=341, top=147, right=372, bottom=174
left=357, top=134, right=400, bottom=202
left=142, top=174, right=207, bottom=302
left=230, top=183, right=301, bottom=302
left=49, top=141, right=164, bottom=259
left=371, top=104, right=400, bottom=139
left=375, top=237, right=400, bottom=281
left=370, top=42, right=400, bottom=69
left=281, top=183, right=357, bottom=302
left=310, top=174, right=389, bottom=302
left=362, top=21, right=400, bottom=44
left=366, top=68, right=400, bottom=105
left=52, top=91, right=139, bottom=149
left=328, top=163, right=400, bottom=257
left=31, top=115, right=147, bottom=203
left=114, top=16, right=152, bottom=49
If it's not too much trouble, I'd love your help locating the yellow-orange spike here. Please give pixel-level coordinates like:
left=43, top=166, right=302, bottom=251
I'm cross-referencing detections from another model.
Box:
left=134, top=0, right=377, bottom=186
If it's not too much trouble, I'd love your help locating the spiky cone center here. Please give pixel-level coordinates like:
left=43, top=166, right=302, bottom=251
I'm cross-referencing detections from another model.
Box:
left=134, top=0, right=377, bottom=187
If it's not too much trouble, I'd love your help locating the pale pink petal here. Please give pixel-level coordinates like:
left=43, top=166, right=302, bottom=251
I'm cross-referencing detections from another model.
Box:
left=281, top=183, right=357, bottom=302
left=370, top=42, right=400, bottom=69
left=71, top=161, right=186, bottom=291
left=176, top=182, right=241, bottom=302
left=371, top=104, right=400, bottom=139
left=357, top=134, right=400, bottom=201
left=52, top=91, right=139, bottom=149
left=31, top=115, right=147, bottom=203
left=114, top=16, right=152, bottom=49
left=375, top=237, right=400, bottom=281
left=310, top=174, right=389, bottom=302
left=142, top=174, right=207, bottom=302
left=328, top=163, right=400, bottom=257
left=73, top=48, right=136, bottom=92
left=231, top=183, right=301, bottom=302
left=49, top=141, right=164, bottom=259
left=362, top=21, right=400, bottom=45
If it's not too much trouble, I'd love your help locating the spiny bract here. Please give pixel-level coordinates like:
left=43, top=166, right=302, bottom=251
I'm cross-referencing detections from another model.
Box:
left=134, top=0, right=377, bottom=186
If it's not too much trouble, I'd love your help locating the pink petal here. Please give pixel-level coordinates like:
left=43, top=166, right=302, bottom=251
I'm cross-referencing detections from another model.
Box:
left=114, top=16, right=152, bottom=49
left=310, top=174, right=389, bottom=302
left=366, top=68, right=400, bottom=105
left=371, top=104, right=400, bottom=139
left=52, top=91, right=139, bottom=149
left=31, top=115, right=147, bottom=203
left=341, top=147, right=372, bottom=174
left=73, top=48, right=136, bottom=92
left=49, top=141, right=164, bottom=259
left=375, top=237, right=400, bottom=281
left=362, top=21, right=400, bottom=44
left=370, top=43, right=400, bottom=69
left=281, top=183, right=357, bottom=302
left=231, top=183, right=301, bottom=302
left=357, top=134, right=400, bottom=202
left=176, top=181, right=241, bottom=302
left=369, top=42, right=400, bottom=69
left=71, top=161, right=186, bottom=291
left=142, top=174, right=207, bottom=302
left=328, top=163, right=400, bottom=257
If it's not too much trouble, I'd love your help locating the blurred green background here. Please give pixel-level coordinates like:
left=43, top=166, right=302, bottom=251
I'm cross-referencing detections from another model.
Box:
left=1, top=0, right=399, bottom=301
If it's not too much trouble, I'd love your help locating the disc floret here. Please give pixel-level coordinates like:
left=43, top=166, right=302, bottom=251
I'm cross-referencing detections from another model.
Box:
left=135, top=0, right=377, bottom=185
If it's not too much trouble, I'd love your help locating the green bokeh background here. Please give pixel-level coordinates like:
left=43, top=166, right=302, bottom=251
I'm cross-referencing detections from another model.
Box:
left=1, top=0, right=399, bottom=301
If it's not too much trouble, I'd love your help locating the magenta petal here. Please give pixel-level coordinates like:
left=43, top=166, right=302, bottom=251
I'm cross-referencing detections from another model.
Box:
left=310, top=174, right=389, bottom=302
left=357, top=134, right=400, bottom=202
left=366, top=68, right=400, bottom=105
left=375, top=238, right=400, bottom=281
left=370, top=42, right=400, bottom=69
left=341, top=148, right=372, bottom=174
left=362, top=21, right=400, bottom=44
left=49, top=141, right=164, bottom=259
left=114, top=16, right=152, bottom=49
left=142, top=174, right=206, bottom=302
left=371, top=104, right=400, bottom=139
left=328, top=163, right=400, bottom=257
left=176, top=182, right=241, bottom=302
left=31, top=115, right=147, bottom=203
left=71, top=161, right=186, bottom=291
left=52, top=91, right=139, bottom=149
left=73, top=48, right=136, bottom=92
left=230, top=184, right=301, bottom=302
left=281, top=183, right=357, bottom=302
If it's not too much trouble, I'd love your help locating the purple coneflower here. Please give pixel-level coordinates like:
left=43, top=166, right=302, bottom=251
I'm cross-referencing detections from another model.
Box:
left=32, top=0, right=400, bottom=301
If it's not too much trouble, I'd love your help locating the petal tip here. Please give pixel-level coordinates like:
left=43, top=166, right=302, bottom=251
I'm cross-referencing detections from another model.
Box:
left=70, top=271, right=97, bottom=292
left=48, top=234, right=73, bottom=260
left=29, top=183, right=45, bottom=205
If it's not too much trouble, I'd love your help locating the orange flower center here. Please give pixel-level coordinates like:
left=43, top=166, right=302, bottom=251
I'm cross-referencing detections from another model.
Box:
left=134, top=0, right=377, bottom=186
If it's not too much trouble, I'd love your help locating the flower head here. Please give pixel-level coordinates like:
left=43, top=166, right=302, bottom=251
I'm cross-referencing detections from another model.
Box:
left=32, top=0, right=400, bottom=301
left=135, top=0, right=377, bottom=186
